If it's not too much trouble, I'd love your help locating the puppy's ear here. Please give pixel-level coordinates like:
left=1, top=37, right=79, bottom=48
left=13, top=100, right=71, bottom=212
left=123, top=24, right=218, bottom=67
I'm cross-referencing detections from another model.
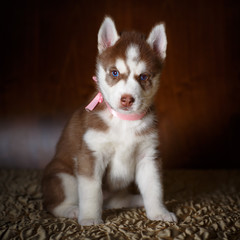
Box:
left=147, top=23, right=167, bottom=61
left=98, top=16, right=119, bottom=54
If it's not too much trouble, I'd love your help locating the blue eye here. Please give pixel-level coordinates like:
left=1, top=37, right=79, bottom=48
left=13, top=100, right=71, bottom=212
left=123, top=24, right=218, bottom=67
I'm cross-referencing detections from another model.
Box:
left=111, top=70, right=119, bottom=77
left=140, top=74, right=149, bottom=81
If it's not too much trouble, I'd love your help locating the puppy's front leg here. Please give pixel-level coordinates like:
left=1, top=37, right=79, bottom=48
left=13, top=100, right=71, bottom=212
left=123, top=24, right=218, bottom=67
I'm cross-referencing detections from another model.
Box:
left=78, top=175, right=103, bottom=226
left=136, top=157, right=177, bottom=222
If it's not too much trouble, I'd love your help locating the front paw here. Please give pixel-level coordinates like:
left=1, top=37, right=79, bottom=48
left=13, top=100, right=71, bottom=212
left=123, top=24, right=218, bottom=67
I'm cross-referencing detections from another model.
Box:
left=78, top=218, right=104, bottom=226
left=148, top=211, right=177, bottom=223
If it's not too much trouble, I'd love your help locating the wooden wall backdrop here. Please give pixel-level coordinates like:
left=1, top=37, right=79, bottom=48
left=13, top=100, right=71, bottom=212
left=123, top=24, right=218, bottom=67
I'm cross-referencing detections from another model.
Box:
left=1, top=0, right=240, bottom=168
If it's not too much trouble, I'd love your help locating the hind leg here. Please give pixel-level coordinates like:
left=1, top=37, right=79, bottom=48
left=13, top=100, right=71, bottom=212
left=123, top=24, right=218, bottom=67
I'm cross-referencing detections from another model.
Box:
left=104, top=190, right=143, bottom=209
left=53, top=173, right=79, bottom=218
left=43, top=172, right=79, bottom=219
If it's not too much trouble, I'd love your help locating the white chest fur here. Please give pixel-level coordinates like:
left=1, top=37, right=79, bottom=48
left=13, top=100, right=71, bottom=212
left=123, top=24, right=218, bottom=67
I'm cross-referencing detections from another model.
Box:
left=83, top=110, right=158, bottom=189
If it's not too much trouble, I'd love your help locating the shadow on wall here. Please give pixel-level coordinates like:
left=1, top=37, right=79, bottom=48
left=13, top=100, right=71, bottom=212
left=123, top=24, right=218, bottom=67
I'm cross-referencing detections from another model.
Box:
left=0, top=118, right=66, bottom=169
left=1, top=0, right=240, bottom=169
left=1, top=113, right=239, bottom=169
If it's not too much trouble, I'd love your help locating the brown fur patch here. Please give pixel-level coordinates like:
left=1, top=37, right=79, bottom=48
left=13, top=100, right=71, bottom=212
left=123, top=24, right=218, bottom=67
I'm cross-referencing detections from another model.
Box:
left=99, top=33, right=162, bottom=72
left=42, top=95, right=109, bottom=212
left=106, top=67, right=129, bottom=86
left=77, top=141, right=96, bottom=177
left=98, top=31, right=162, bottom=92
left=135, top=73, right=153, bottom=91
left=42, top=160, right=71, bottom=213
left=42, top=174, right=64, bottom=213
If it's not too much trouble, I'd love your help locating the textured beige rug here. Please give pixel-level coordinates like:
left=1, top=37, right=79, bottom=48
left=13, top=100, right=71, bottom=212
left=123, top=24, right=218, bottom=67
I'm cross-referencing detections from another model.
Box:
left=0, top=169, right=239, bottom=239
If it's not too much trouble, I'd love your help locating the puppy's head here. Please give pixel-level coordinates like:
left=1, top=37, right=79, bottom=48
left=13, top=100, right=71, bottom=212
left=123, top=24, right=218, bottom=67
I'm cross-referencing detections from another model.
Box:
left=96, top=17, right=167, bottom=114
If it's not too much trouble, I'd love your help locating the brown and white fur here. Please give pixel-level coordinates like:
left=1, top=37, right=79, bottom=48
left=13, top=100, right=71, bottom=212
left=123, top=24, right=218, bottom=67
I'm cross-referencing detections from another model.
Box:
left=42, top=16, right=177, bottom=226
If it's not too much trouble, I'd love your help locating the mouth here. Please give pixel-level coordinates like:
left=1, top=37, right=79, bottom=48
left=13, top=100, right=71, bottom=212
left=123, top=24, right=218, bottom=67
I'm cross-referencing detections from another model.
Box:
left=120, top=106, right=132, bottom=111
left=118, top=100, right=144, bottom=114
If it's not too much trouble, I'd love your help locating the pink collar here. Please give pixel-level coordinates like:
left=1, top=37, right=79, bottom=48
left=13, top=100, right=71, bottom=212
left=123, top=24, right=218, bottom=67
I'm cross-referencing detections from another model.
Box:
left=85, top=76, right=146, bottom=121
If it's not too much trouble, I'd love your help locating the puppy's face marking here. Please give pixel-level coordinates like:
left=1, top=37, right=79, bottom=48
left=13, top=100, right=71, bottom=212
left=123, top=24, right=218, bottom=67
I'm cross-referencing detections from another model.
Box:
left=97, top=33, right=162, bottom=114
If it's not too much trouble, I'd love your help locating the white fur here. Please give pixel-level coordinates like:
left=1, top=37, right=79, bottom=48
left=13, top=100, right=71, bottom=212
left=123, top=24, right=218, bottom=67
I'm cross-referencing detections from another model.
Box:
left=53, top=173, right=78, bottom=219
left=98, top=17, right=119, bottom=54
left=78, top=175, right=103, bottom=226
left=98, top=60, right=158, bottom=114
left=97, top=45, right=148, bottom=114
left=84, top=111, right=155, bottom=185
left=115, top=58, right=128, bottom=74
left=97, top=64, right=110, bottom=106
left=83, top=112, right=155, bottom=189
left=83, top=110, right=177, bottom=222
left=137, top=155, right=176, bottom=222
left=83, top=117, right=138, bottom=190
left=126, top=44, right=140, bottom=61
left=147, top=24, right=167, bottom=60
left=126, top=45, right=147, bottom=76
left=107, top=78, right=142, bottom=113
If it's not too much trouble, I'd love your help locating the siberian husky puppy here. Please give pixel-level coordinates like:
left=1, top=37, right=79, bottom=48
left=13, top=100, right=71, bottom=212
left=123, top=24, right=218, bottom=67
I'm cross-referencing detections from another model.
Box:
left=42, top=16, right=177, bottom=226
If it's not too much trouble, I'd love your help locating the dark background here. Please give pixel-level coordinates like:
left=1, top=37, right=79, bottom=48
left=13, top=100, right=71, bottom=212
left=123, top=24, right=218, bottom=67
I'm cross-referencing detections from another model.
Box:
left=0, top=0, right=240, bottom=169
